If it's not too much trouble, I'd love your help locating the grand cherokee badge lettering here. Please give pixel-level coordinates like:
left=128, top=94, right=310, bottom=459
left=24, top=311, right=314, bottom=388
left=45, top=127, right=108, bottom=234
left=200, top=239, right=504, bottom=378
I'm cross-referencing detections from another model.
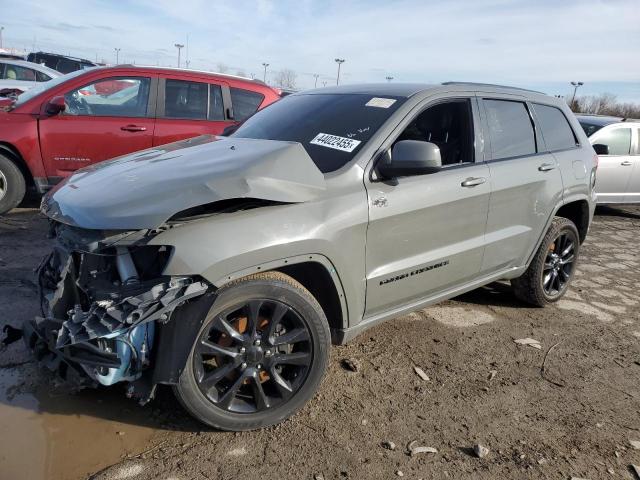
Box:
left=379, top=260, right=450, bottom=286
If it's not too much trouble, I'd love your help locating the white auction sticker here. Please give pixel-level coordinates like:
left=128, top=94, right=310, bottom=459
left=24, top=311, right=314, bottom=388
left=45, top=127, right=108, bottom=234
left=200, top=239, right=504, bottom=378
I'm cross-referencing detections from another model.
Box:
left=365, top=97, right=396, bottom=108
left=310, top=133, right=362, bottom=152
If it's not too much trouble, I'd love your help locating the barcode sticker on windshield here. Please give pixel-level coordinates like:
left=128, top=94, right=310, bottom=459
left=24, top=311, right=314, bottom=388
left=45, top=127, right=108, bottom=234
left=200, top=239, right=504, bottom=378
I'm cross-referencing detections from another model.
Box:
left=366, top=97, right=396, bottom=108
left=310, top=133, right=362, bottom=152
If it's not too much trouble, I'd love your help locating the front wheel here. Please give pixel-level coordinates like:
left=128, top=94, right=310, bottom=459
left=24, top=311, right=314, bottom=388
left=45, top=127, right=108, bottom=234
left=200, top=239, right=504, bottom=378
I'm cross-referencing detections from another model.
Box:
left=511, top=217, right=580, bottom=307
left=0, top=154, right=26, bottom=215
left=174, top=272, right=330, bottom=431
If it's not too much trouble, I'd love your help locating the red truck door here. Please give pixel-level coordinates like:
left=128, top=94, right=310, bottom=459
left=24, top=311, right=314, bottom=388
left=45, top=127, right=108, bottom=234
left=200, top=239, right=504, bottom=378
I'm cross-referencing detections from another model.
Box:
left=38, top=75, right=156, bottom=177
left=153, top=77, right=232, bottom=146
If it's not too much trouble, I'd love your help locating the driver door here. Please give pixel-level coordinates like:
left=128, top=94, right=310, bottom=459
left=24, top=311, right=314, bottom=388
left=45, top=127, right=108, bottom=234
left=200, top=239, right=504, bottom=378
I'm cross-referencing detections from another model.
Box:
left=38, top=75, right=157, bottom=178
left=364, top=97, right=490, bottom=317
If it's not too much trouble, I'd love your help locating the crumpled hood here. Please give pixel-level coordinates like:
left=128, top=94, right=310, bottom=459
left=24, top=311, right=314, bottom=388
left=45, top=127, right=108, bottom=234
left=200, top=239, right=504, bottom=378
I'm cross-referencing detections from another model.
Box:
left=42, top=135, right=326, bottom=230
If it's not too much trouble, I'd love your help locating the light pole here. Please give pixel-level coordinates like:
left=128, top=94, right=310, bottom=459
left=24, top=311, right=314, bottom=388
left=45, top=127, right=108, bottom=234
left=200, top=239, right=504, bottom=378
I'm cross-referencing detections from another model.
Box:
left=385, top=76, right=393, bottom=82
left=114, top=47, right=121, bottom=64
left=175, top=43, right=184, bottom=68
left=570, top=81, right=584, bottom=104
left=0, top=27, right=4, bottom=49
left=322, top=81, right=327, bottom=87
left=335, top=58, right=345, bottom=85
left=262, top=63, right=269, bottom=83
left=313, top=74, right=319, bottom=88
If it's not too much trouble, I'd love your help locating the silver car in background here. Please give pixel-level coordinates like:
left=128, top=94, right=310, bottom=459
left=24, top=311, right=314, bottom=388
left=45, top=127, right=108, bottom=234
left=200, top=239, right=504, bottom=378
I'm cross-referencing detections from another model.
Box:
left=0, top=59, right=62, bottom=93
left=577, top=115, right=640, bottom=204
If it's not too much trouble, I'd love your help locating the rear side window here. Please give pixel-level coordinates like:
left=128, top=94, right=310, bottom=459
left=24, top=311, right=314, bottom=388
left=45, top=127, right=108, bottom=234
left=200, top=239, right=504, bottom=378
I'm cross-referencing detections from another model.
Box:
left=165, top=79, right=208, bottom=119
left=230, top=88, right=264, bottom=122
left=533, top=103, right=578, bottom=151
left=209, top=84, right=225, bottom=121
left=56, top=58, right=80, bottom=74
left=35, top=71, right=51, bottom=82
left=592, top=128, right=631, bottom=155
left=484, top=99, right=536, bottom=159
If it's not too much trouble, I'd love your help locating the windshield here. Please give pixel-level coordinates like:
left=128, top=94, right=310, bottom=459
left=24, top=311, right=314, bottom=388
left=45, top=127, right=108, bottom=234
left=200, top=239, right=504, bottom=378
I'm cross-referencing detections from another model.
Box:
left=232, top=93, right=406, bottom=173
left=579, top=121, right=604, bottom=137
left=14, top=69, right=91, bottom=107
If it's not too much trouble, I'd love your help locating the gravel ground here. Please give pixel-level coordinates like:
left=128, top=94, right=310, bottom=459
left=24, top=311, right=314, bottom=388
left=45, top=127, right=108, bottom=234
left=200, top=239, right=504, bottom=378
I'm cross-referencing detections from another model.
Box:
left=1, top=204, right=639, bottom=480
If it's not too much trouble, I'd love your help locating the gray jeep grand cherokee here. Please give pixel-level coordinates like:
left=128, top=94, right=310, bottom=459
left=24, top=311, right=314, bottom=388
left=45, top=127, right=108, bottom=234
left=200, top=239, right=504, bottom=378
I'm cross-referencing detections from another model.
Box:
left=28, top=83, right=597, bottom=430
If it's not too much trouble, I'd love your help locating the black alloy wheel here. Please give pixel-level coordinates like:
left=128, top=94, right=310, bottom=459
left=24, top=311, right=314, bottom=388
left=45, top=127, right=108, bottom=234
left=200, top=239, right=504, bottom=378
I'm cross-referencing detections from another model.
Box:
left=542, top=232, right=576, bottom=297
left=193, top=298, right=312, bottom=413
left=511, top=216, right=581, bottom=306
left=175, top=271, right=330, bottom=431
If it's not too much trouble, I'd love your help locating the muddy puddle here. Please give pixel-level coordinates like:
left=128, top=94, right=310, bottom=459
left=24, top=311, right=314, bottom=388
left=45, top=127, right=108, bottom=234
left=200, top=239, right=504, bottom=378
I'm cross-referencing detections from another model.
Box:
left=0, top=368, right=159, bottom=480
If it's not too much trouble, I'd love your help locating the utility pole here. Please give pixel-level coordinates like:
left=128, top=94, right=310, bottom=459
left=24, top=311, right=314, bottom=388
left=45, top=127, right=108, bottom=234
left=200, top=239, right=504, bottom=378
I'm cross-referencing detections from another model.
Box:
left=175, top=43, right=184, bottom=68
left=262, top=62, right=269, bottom=83
left=313, top=74, right=319, bottom=88
left=570, top=81, right=584, bottom=104
left=385, top=76, right=393, bottom=82
left=114, top=47, right=121, bottom=64
left=335, top=58, right=345, bottom=85
left=0, top=26, right=4, bottom=50
left=185, top=34, right=190, bottom=69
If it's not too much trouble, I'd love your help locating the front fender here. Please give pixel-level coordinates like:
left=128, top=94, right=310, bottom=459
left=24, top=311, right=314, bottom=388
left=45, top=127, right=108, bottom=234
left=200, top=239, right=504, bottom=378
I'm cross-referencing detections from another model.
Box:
left=149, top=199, right=368, bottom=330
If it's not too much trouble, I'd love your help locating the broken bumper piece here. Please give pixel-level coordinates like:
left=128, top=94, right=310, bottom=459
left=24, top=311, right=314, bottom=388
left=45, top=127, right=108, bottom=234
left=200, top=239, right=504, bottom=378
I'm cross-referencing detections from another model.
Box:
left=26, top=222, right=210, bottom=401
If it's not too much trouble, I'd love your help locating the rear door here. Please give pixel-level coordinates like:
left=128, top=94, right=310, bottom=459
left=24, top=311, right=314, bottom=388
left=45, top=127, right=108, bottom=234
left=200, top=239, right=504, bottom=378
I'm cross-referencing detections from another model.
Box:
left=590, top=125, right=635, bottom=203
left=364, top=96, right=491, bottom=317
left=479, top=97, right=563, bottom=273
left=530, top=102, right=584, bottom=202
left=153, top=77, right=232, bottom=146
left=627, top=127, right=640, bottom=203
left=38, top=75, right=156, bottom=177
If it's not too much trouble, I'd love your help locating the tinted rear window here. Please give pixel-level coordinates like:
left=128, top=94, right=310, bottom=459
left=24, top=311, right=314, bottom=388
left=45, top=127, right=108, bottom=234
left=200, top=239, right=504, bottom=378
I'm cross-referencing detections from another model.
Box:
left=533, top=103, right=578, bottom=151
left=579, top=122, right=604, bottom=137
left=230, top=88, right=264, bottom=122
left=484, top=99, right=536, bottom=159
left=232, top=93, right=405, bottom=173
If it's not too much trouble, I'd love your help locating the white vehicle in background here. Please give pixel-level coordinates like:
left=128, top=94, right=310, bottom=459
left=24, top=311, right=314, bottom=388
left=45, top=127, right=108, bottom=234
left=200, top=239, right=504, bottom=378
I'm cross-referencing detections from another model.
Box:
left=577, top=115, right=640, bottom=204
left=0, top=59, right=61, bottom=94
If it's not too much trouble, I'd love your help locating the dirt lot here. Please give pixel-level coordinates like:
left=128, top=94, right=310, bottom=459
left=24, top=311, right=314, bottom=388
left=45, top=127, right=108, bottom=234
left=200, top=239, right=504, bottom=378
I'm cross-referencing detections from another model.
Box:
left=1, top=204, right=639, bottom=480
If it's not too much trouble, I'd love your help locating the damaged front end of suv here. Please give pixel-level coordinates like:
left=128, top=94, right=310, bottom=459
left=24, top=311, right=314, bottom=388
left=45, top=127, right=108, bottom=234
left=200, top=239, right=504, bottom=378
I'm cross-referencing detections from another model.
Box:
left=26, top=221, right=211, bottom=401
left=24, top=133, right=328, bottom=412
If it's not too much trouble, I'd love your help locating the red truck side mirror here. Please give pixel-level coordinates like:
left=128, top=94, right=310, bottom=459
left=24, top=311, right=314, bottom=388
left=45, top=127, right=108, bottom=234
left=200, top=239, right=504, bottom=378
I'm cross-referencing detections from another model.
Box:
left=45, top=96, right=66, bottom=116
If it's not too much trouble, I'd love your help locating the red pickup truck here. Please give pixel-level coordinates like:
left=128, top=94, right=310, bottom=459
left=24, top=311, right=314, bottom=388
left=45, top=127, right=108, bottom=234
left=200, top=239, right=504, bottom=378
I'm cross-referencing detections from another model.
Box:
left=0, top=65, right=281, bottom=214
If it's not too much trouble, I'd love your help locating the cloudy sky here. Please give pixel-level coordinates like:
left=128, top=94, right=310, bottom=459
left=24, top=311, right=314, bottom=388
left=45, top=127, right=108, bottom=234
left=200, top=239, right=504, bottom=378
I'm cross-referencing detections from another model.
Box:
left=2, top=0, right=639, bottom=101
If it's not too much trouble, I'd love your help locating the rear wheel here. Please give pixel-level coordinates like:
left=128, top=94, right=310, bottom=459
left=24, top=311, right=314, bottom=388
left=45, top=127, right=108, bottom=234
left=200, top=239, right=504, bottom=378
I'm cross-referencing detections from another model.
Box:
left=0, top=154, right=26, bottom=215
left=511, top=217, right=580, bottom=306
left=174, top=272, right=330, bottom=430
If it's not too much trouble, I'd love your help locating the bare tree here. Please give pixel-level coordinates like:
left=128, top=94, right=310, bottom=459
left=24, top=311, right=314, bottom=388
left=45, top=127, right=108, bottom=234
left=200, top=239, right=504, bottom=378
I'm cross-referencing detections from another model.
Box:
left=273, top=69, right=297, bottom=89
left=216, top=62, right=229, bottom=74
left=236, top=69, right=246, bottom=77
left=568, top=93, right=640, bottom=118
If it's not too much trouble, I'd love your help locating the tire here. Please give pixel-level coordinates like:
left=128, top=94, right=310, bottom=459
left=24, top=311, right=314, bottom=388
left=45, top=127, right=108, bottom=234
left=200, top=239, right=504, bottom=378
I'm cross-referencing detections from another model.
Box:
left=0, top=154, right=26, bottom=215
left=174, top=271, right=330, bottom=431
left=511, top=217, right=580, bottom=307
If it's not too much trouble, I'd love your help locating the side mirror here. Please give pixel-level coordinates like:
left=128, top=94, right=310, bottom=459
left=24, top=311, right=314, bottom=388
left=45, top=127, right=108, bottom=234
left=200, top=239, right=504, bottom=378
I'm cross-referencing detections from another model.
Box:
left=378, top=140, right=442, bottom=179
left=593, top=143, right=609, bottom=155
left=45, top=96, right=66, bottom=116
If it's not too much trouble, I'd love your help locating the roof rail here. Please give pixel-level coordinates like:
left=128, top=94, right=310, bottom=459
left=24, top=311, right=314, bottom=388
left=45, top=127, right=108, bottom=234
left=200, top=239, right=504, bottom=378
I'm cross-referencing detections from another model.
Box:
left=442, top=81, right=544, bottom=95
left=109, top=64, right=268, bottom=85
